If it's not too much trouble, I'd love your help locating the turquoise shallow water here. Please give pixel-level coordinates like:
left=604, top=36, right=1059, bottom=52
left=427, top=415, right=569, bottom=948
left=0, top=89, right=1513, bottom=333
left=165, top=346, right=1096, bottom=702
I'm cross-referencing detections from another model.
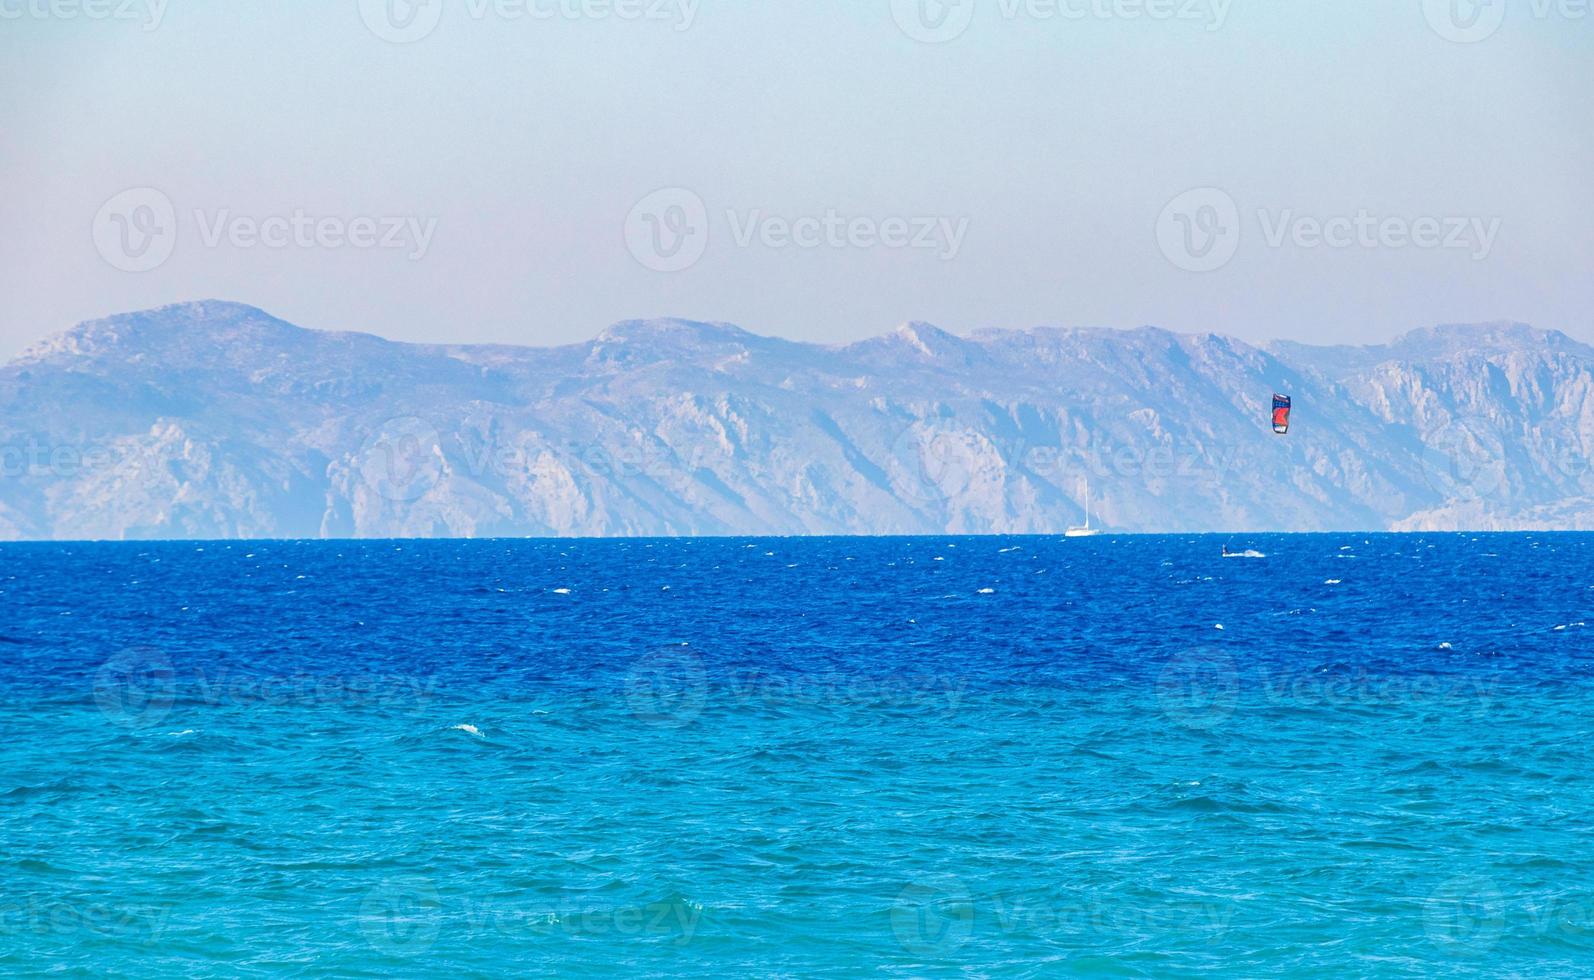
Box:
left=1, top=535, right=1592, bottom=976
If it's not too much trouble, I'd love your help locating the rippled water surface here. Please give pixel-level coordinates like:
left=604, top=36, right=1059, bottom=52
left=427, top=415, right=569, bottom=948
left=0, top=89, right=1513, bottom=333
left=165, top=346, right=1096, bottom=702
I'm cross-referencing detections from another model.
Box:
left=2, top=535, right=1592, bottom=976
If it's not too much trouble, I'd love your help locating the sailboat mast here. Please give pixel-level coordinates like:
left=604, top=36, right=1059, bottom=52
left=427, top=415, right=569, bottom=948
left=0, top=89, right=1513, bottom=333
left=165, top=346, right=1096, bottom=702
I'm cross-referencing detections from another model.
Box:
left=1065, top=477, right=1101, bottom=537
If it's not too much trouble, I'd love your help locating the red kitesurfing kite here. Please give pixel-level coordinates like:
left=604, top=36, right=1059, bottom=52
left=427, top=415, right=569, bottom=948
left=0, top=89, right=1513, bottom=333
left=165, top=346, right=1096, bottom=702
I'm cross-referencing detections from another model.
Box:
left=1273, top=394, right=1292, bottom=435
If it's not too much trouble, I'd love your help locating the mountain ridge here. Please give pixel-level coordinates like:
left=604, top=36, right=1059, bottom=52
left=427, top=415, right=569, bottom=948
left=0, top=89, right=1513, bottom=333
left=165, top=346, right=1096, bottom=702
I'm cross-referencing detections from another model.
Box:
left=2, top=301, right=1590, bottom=539
left=25, top=301, right=1580, bottom=368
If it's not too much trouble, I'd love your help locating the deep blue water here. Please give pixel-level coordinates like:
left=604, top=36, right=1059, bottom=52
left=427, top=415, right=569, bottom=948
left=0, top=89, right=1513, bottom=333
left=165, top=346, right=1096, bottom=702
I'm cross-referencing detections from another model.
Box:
left=1, top=534, right=1592, bottom=976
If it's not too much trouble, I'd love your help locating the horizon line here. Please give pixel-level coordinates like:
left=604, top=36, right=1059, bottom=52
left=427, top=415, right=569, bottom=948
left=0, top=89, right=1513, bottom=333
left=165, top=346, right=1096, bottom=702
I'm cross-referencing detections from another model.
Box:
left=1, top=530, right=1585, bottom=545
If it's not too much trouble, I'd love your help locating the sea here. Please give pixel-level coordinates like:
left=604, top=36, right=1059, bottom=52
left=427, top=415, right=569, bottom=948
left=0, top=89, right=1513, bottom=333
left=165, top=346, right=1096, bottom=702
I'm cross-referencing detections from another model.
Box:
left=1, top=534, right=1591, bottom=977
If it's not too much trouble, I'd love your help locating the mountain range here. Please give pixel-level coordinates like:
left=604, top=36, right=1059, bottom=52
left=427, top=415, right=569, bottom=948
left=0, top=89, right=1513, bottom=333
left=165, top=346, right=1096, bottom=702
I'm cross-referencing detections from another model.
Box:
left=1, top=301, right=1590, bottom=539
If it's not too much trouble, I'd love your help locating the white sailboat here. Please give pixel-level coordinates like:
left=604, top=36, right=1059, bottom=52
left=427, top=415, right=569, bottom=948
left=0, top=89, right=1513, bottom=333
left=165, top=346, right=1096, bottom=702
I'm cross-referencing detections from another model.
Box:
left=1065, top=479, right=1101, bottom=538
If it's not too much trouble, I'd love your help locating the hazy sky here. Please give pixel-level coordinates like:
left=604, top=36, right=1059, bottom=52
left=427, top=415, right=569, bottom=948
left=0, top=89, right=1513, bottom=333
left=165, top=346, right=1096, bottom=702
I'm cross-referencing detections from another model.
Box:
left=1, top=0, right=1589, bottom=357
